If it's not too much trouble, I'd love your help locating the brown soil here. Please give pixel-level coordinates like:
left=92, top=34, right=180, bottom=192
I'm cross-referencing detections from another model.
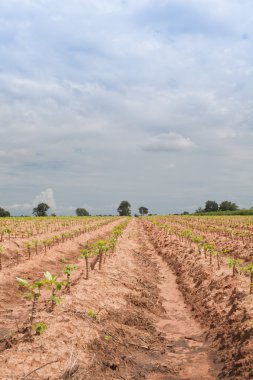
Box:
left=0, top=218, right=252, bottom=379
left=142, top=220, right=253, bottom=379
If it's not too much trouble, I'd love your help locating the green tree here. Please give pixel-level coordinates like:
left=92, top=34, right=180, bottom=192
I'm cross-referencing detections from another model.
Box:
left=117, top=201, right=131, bottom=216
left=0, top=207, right=10, bottom=217
left=32, top=203, right=50, bottom=217
left=219, top=201, right=238, bottom=211
left=204, top=200, right=218, bottom=212
left=139, top=206, right=148, bottom=216
left=76, top=208, right=90, bottom=216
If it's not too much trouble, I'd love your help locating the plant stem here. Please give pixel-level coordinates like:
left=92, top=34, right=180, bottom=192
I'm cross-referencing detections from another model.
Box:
left=85, top=256, right=89, bottom=279
left=30, top=293, right=39, bottom=338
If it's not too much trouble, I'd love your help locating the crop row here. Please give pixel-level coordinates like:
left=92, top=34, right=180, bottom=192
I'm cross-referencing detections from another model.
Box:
left=0, top=216, right=106, bottom=242
left=15, top=220, right=129, bottom=342
left=0, top=217, right=120, bottom=270
left=155, top=215, right=253, bottom=242
left=148, top=218, right=253, bottom=294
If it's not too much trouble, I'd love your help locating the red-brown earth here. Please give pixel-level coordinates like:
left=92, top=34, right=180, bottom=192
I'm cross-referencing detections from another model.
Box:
left=0, top=218, right=252, bottom=379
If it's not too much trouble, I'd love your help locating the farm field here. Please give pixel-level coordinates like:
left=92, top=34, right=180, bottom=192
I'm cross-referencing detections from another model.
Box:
left=0, top=216, right=253, bottom=379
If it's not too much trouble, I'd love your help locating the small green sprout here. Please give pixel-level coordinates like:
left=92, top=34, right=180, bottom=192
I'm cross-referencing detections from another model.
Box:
left=87, top=309, right=99, bottom=321
left=33, top=322, right=48, bottom=335
left=104, top=335, right=112, bottom=341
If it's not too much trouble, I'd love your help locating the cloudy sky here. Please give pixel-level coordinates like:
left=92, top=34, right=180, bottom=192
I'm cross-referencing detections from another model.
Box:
left=0, top=0, right=253, bottom=215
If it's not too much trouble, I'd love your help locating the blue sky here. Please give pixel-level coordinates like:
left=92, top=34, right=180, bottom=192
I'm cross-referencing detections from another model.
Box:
left=0, top=0, right=253, bottom=215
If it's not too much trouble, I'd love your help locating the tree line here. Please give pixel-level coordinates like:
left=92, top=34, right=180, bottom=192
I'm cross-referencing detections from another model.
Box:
left=196, top=200, right=239, bottom=213
left=0, top=201, right=149, bottom=217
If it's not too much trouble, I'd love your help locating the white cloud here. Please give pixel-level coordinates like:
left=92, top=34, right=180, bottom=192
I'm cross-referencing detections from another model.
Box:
left=5, top=188, right=57, bottom=214
left=142, top=132, right=195, bottom=152
left=32, top=188, right=56, bottom=210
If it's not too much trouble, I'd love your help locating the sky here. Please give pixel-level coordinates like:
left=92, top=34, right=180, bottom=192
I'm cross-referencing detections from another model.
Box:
left=0, top=0, right=253, bottom=215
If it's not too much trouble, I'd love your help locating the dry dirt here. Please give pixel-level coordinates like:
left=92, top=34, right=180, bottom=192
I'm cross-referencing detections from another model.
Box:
left=0, top=218, right=252, bottom=379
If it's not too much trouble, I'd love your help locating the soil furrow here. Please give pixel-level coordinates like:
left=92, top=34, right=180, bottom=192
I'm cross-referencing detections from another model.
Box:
left=1, top=218, right=250, bottom=379
left=137, top=222, right=216, bottom=380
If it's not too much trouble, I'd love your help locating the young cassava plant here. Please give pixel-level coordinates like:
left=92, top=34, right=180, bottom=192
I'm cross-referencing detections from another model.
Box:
left=80, top=243, right=94, bottom=279
left=242, top=263, right=253, bottom=294
left=227, top=258, right=243, bottom=276
left=44, top=271, right=66, bottom=311
left=63, top=264, right=76, bottom=291
left=16, top=277, right=45, bottom=339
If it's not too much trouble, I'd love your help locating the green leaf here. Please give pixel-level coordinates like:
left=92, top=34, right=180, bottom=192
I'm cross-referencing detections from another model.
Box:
left=44, top=271, right=53, bottom=281
left=51, top=295, right=61, bottom=305
left=16, top=277, right=29, bottom=287
left=104, top=335, right=112, bottom=341
left=24, top=291, right=34, bottom=301
left=33, top=322, right=48, bottom=335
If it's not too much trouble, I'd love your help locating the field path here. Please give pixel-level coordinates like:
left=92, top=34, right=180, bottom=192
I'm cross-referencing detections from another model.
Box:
left=137, top=220, right=216, bottom=380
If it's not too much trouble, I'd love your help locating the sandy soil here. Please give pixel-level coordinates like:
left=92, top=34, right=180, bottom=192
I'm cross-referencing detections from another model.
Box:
left=0, top=218, right=252, bottom=379
left=142, top=219, right=253, bottom=379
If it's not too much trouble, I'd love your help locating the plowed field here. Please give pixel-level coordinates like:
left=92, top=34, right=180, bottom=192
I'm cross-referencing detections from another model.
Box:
left=0, top=217, right=253, bottom=379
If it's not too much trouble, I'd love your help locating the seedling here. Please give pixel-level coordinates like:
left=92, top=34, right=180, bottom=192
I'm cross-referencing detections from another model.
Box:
left=80, top=244, right=94, bottom=279
left=31, top=239, right=40, bottom=255
left=191, top=235, right=204, bottom=254
left=227, top=258, right=243, bottom=276
left=212, top=250, right=222, bottom=269
left=241, top=263, right=253, bottom=294
left=33, top=322, right=48, bottom=335
left=90, top=240, right=109, bottom=271
left=64, top=264, right=76, bottom=291
left=201, top=243, right=214, bottom=261
left=44, top=271, right=66, bottom=311
left=23, top=241, right=32, bottom=259
left=87, top=308, right=99, bottom=321
left=16, top=277, right=44, bottom=339
left=5, top=228, right=12, bottom=240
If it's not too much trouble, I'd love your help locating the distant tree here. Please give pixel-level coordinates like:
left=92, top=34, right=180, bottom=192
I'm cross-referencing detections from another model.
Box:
left=204, top=200, right=219, bottom=212
left=219, top=201, right=239, bottom=211
left=76, top=208, right=90, bottom=216
left=33, top=203, right=50, bottom=217
left=0, top=207, right=10, bottom=217
left=182, top=211, right=189, bottom=215
left=139, top=206, right=148, bottom=216
left=195, top=207, right=203, bottom=214
left=117, top=201, right=131, bottom=216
